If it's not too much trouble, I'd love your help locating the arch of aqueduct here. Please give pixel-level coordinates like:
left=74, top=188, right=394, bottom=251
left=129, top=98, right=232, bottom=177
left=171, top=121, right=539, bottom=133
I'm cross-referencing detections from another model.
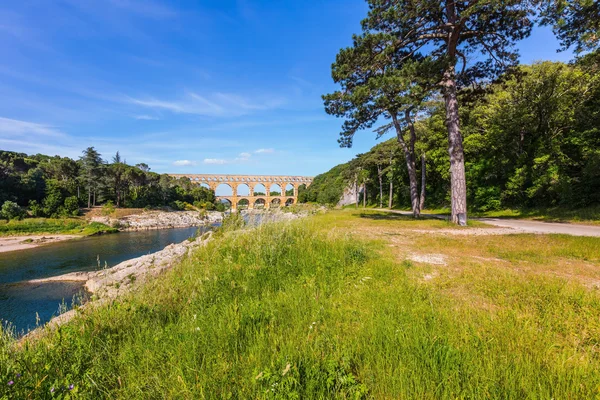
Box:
left=169, top=174, right=313, bottom=211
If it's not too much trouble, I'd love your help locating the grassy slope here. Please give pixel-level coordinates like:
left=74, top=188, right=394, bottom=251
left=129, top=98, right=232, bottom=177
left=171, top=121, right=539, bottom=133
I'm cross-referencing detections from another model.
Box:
left=2, top=210, right=600, bottom=398
left=0, top=218, right=117, bottom=236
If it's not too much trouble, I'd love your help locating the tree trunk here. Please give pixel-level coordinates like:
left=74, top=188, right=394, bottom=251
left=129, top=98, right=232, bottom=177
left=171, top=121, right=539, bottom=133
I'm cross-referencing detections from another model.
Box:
left=388, top=180, right=393, bottom=209
left=355, top=179, right=359, bottom=208
left=87, top=187, right=91, bottom=209
left=442, top=65, right=467, bottom=225
left=391, top=112, right=420, bottom=218
left=363, top=183, right=366, bottom=208
left=420, top=154, right=426, bottom=211
left=93, top=191, right=96, bottom=207
left=377, top=165, right=383, bottom=208
left=404, top=152, right=420, bottom=218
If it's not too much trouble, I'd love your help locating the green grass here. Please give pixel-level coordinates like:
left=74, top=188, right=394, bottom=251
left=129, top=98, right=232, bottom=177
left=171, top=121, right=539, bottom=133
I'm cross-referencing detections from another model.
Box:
left=0, top=218, right=117, bottom=236
left=2, top=213, right=600, bottom=398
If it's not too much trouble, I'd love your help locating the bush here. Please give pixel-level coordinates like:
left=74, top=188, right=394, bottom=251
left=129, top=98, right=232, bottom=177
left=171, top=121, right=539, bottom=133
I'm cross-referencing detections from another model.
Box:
left=102, top=201, right=115, bottom=216
left=170, top=200, right=187, bottom=211
left=42, top=191, right=63, bottom=217
left=63, top=196, right=80, bottom=216
left=28, top=200, right=45, bottom=217
left=1, top=201, right=25, bottom=220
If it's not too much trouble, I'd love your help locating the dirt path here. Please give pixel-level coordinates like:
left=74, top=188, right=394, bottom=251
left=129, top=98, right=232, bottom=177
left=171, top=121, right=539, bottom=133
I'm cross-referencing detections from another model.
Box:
left=0, top=235, right=80, bottom=253
left=477, top=218, right=600, bottom=237
left=372, top=209, right=600, bottom=237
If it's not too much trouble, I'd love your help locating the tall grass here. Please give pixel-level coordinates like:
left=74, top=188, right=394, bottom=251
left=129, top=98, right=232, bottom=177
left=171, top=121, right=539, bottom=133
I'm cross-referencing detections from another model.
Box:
left=2, top=219, right=600, bottom=398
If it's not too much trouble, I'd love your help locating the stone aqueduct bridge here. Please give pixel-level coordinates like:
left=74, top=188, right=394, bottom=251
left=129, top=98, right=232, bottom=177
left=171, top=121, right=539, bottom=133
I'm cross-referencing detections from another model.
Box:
left=169, top=174, right=313, bottom=210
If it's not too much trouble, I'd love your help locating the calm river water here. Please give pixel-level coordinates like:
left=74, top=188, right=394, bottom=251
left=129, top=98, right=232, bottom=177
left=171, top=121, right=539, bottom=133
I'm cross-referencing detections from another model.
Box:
left=0, top=226, right=211, bottom=334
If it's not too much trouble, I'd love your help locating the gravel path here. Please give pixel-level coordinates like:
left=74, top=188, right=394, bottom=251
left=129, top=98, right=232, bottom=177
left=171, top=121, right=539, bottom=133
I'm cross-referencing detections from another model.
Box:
left=477, top=218, right=600, bottom=237
left=373, top=209, right=600, bottom=237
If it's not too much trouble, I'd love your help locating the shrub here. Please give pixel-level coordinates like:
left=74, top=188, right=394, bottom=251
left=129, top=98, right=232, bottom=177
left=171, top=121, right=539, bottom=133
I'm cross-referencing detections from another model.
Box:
left=170, top=200, right=187, bottom=211
left=102, top=201, right=115, bottom=216
left=42, top=191, right=63, bottom=217
left=28, top=200, right=45, bottom=217
left=1, top=201, right=25, bottom=220
left=63, top=196, right=80, bottom=216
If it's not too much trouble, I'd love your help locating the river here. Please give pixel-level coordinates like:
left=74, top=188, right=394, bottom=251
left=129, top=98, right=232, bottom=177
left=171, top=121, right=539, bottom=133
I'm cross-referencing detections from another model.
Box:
left=0, top=226, right=212, bottom=334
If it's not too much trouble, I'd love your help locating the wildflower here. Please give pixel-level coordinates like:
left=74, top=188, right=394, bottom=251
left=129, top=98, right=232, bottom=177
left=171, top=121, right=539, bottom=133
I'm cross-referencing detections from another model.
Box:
left=15, top=374, right=21, bottom=378
left=51, top=388, right=55, bottom=393
left=69, top=384, right=74, bottom=390
left=7, top=381, right=14, bottom=386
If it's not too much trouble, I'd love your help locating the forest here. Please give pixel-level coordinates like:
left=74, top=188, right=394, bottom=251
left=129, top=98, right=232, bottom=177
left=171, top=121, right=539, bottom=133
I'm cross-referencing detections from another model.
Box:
left=0, top=147, right=218, bottom=219
left=302, top=55, right=600, bottom=213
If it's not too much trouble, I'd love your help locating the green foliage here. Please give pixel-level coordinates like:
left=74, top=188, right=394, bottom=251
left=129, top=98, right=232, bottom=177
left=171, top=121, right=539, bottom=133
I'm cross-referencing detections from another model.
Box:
left=301, top=163, right=353, bottom=205
left=0, top=218, right=115, bottom=236
left=27, top=200, right=44, bottom=217
left=540, top=0, right=600, bottom=53
left=462, top=61, right=600, bottom=209
left=102, top=201, right=115, bottom=216
left=63, top=196, right=80, bottom=217
left=1, top=201, right=24, bottom=220
left=0, top=148, right=222, bottom=216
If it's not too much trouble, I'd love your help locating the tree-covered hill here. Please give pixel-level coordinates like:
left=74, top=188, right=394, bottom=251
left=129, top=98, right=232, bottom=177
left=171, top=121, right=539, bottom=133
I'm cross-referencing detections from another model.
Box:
left=0, top=148, right=219, bottom=219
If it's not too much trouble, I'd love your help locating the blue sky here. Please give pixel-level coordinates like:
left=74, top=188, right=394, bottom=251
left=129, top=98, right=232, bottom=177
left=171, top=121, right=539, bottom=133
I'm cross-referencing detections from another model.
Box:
left=0, top=0, right=574, bottom=177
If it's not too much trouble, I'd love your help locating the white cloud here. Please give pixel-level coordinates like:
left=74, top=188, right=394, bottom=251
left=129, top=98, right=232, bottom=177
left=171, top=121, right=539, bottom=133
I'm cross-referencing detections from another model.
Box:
left=203, top=158, right=228, bottom=165
left=254, top=148, right=274, bottom=154
left=0, top=117, right=66, bottom=138
left=133, top=114, right=160, bottom=120
left=173, top=159, right=197, bottom=166
left=127, top=91, right=284, bottom=117
left=238, top=152, right=251, bottom=159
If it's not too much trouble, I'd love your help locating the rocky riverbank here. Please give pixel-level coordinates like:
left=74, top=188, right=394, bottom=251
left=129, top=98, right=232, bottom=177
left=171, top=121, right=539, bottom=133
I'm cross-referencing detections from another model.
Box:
left=89, top=208, right=314, bottom=231
left=90, top=210, right=223, bottom=230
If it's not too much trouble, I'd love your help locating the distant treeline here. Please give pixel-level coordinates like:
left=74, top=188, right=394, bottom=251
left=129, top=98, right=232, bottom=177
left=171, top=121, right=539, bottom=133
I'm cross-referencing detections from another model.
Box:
left=302, top=57, right=600, bottom=211
left=0, top=148, right=219, bottom=218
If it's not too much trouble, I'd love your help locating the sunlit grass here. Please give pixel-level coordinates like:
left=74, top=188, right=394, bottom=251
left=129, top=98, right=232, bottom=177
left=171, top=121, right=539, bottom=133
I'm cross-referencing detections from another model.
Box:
left=0, top=218, right=117, bottom=236
left=2, top=210, right=600, bottom=398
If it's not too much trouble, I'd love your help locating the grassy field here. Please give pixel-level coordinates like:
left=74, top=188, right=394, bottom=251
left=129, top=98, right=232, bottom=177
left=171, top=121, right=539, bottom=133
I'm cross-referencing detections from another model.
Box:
left=0, top=218, right=117, bottom=236
left=2, top=210, right=600, bottom=398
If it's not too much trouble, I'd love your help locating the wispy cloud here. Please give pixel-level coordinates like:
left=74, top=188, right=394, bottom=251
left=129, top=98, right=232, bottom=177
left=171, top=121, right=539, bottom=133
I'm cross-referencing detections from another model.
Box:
left=108, top=0, right=178, bottom=19
left=254, top=148, right=274, bottom=154
left=203, top=152, right=254, bottom=165
left=0, top=117, right=66, bottom=138
left=133, top=114, right=160, bottom=120
left=127, top=91, right=285, bottom=117
left=173, top=159, right=197, bottom=166
left=203, top=158, right=228, bottom=165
